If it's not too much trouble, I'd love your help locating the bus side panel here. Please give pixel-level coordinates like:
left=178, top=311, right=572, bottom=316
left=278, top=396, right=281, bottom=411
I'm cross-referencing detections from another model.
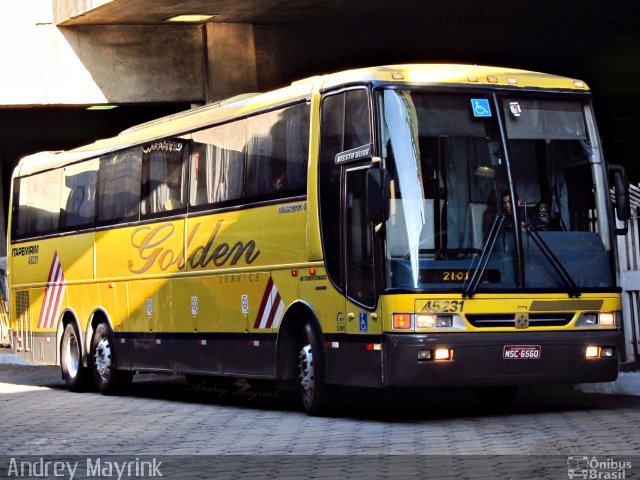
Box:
left=298, top=266, right=384, bottom=388
left=9, top=233, right=95, bottom=364
left=96, top=219, right=185, bottom=372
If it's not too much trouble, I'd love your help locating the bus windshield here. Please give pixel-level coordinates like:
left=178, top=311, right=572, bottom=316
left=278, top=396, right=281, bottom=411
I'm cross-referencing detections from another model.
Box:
left=380, top=89, right=614, bottom=293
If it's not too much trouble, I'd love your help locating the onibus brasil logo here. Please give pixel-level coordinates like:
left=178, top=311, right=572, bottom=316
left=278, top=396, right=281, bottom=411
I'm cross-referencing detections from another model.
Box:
left=567, top=456, right=632, bottom=479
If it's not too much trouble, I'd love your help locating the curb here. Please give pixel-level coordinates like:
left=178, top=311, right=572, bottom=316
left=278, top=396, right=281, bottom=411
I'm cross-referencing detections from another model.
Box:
left=576, top=372, right=640, bottom=396
left=0, top=353, right=38, bottom=366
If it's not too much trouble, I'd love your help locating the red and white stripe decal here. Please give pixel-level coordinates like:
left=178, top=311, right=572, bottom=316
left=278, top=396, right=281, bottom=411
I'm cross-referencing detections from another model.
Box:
left=254, top=277, right=285, bottom=329
left=37, top=251, right=66, bottom=330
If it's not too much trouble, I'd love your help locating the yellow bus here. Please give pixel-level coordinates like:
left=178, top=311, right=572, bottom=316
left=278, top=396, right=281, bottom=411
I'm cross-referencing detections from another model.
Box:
left=7, top=64, right=629, bottom=415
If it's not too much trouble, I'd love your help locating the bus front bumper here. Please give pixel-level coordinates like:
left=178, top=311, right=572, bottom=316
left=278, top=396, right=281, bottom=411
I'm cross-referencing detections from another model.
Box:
left=382, top=331, right=621, bottom=388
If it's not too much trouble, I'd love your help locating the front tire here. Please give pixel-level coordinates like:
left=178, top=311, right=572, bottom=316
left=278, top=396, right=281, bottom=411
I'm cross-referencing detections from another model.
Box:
left=298, top=322, right=333, bottom=416
left=91, top=321, right=132, bottom=394
left=60, top=323, right=92, bottom=391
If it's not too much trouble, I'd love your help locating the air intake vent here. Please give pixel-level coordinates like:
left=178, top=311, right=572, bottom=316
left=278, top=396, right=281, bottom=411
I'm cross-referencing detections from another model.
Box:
left=15, top=291, right=32, bottom=352
left=466, top=313, right=574, bottom=328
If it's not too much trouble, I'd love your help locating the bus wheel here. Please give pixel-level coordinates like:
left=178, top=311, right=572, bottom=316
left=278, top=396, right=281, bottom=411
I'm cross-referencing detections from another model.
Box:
left=60, top=323, right=91, bottom=391
left=298, top=322, right=332, bottom=416
left=90, top=321, right=132, bottom=395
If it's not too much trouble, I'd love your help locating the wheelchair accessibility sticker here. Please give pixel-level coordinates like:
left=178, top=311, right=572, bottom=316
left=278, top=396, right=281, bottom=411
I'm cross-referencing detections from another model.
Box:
left=359, top=312, right=368, bottom=332
left=471, top=99, right=492, bottom=117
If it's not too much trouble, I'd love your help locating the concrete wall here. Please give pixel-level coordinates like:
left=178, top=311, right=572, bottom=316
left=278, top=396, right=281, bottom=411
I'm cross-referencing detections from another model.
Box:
left=205, top=23, right=258, bottom=102
left=0, top=2, right=262, bottom=106
left=0, top=1, right=207, bottom=106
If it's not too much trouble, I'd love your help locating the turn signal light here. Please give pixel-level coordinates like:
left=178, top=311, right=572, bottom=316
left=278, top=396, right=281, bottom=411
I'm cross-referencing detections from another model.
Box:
left=393, top=313, right=412, bottom=329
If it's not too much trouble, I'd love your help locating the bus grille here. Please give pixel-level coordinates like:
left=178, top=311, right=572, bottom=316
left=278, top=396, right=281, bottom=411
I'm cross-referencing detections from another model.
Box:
left=466, top=313, right=574, bottom=328
left=14, top=291, right=32, bottom=352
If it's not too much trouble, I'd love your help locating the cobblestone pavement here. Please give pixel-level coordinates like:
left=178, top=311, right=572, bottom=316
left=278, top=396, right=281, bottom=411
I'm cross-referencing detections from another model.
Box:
left=1, top=361, right=639, bottom=478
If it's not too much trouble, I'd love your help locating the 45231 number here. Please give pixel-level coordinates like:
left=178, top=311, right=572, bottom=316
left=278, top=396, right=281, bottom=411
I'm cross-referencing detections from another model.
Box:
left=418, top=299, right=465, bottom=314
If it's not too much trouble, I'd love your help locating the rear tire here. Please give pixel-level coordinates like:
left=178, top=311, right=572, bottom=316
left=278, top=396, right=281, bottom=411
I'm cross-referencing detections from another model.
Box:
left=60, top=323, right=92, bottom=391
left=298, top=321, right=333, bottom=416
left=91, top=321, right=133, bottom=395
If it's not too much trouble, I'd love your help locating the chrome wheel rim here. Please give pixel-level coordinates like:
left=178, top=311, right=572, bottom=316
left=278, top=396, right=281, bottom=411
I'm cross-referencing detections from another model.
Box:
left=94, top=337, right=112, bottom=381
left=64, top=334, right=80, bottom=379
left=298, top=344, right=314, bottom=398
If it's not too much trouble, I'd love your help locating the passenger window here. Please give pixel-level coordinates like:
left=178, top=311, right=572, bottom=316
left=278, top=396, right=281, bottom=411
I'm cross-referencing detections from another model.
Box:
left=245, top=103, right=309, bottom=199
left=98, top=147, right=142, bottom=223
left=13, top=169, right=62, bottom=238
left=141, top=140, right=188, bottom=216
left=61, top=159, right=98, bottom=229
left=191, top=120, right=246, bottom=207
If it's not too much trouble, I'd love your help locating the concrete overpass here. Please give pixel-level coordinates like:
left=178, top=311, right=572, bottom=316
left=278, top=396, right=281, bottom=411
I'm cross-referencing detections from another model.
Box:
left=0, top=0, right=639, bottom=253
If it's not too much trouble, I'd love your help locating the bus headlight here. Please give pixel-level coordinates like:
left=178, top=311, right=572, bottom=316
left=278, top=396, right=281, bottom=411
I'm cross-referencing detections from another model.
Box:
left=576, top=312, right=617, bottom=328
left=598, top=313, right=616, bottom=327
left=416, top=314, right=435, bottom=329
left=393, top=314, right=466, bottom=331
left=415, top=314, right=456, bottom=330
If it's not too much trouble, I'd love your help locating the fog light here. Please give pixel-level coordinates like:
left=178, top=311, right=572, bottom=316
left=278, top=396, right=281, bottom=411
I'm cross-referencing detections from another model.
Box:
left=601, top=347, right=615, bottom=358
left=599, top=312, right=615, bottom=327
left=416, top=314, right=435, bottom=329
left=417, top=350, right=431, bottom=360
left=585, top=346, right=601, bottom=359
left=434, top=348, right=453, bottom=361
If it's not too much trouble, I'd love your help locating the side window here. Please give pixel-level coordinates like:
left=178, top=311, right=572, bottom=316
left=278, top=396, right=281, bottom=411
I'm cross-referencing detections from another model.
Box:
left=98, top=147, right=142, bottom=223
left=61, top=159, right=98, bottom=229
left=344, top=90, right=372, bottom=149
left=282, top=103, right=310, bottom=193
left=141, top=140, right=188, bottom=216
left=12, top=169, right=62, bottom=238
left=12, top=177, right=30, bottom=239
left=191, top=120, right=246, bottom=207
left=246, top=103, right=309, bottom=199
left=319, top=89, right=372, bottom=289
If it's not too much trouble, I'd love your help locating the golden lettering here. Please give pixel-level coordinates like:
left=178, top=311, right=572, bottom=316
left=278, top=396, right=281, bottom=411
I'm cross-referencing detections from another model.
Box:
left=127, top=219, right=260, bottom=274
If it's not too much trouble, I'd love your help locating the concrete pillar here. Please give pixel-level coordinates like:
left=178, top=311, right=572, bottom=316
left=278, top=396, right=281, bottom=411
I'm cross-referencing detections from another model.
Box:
left=205, top=23, right=258, bottom=103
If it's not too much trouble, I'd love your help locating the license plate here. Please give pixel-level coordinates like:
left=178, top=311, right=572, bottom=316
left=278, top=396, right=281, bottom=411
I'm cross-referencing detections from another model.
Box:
left=503, top=345, right=541, bottom=360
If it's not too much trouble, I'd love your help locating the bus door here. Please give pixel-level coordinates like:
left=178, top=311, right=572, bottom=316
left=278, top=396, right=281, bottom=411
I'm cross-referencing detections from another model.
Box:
left=344, top=164, right=378, bottom=333
left=337, top=164, right=383, bottom=388
left=319, top=87, right=382, bottom=386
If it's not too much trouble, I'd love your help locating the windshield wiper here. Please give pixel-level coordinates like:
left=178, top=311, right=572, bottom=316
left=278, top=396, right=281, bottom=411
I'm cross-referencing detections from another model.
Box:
left=523, top=223, right=581, bottom=298
left=463, top=214, right=505, bottom=298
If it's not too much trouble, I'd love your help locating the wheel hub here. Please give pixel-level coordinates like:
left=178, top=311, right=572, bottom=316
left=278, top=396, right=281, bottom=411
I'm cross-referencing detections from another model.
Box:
left=298, top=344, right=314, bottom=394
left=65, top=335, right=79, bottom=378
left=94, top=337, right=112, bottom=379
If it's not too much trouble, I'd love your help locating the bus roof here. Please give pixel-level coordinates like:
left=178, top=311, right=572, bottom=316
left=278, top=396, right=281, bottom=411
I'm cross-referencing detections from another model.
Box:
left=14, top=64, right=589, bottom=178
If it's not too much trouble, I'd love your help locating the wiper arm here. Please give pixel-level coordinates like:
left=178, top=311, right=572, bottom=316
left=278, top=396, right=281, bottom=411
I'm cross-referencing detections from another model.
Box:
left=523, top=223, right=581, bottom=298
left=463, top=214, right=505, bottom=298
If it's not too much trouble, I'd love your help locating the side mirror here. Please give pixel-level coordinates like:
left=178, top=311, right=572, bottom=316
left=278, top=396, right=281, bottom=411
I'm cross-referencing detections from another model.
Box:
left=366, top=167, right=390, bottom=223
left=609, top=164, right=630, bottom=235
